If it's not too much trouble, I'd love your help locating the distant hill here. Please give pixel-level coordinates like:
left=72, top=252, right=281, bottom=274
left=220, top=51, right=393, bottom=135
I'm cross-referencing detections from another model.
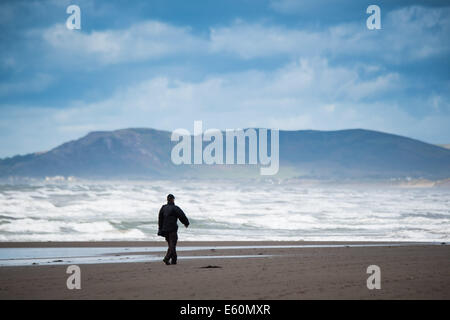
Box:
left=439, top=144, right=450, bottom=150
left=1, top=128, right=450, bottom=180
left=0, top=128, right=175, bottom=178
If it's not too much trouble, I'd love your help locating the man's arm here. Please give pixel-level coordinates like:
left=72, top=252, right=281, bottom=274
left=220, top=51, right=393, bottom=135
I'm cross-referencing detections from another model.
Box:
left=158, top=206, right=164, bottom=230
left=176, top=206, right=190, bottom=227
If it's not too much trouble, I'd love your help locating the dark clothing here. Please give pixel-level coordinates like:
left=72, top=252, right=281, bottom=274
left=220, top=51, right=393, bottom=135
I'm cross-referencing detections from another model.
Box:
left=158, top=203, right=190, bottom=235
left=158, top=202, right=189, bottom=264
left=164, top=231, right=178, bottom=262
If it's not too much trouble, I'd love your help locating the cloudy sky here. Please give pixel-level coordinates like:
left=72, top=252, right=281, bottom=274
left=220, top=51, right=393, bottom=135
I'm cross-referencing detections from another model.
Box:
left=0, top=0, right=449, bottom=157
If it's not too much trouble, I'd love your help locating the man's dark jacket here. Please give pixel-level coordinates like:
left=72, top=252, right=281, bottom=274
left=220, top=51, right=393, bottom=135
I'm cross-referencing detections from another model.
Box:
left=158, top=203, right=189, bottom=236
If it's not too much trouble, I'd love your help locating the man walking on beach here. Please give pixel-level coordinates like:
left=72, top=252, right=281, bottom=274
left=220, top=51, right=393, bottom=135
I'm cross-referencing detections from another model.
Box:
left=158, top=194, right=190, bottom=265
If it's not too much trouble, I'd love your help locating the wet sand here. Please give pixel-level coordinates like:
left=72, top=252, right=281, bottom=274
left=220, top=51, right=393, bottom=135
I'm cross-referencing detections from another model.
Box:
left=0, top=241, right=449, bottom=299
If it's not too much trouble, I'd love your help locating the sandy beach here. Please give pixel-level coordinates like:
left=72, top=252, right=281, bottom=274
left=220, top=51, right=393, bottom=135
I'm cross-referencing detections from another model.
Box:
left=0, top=241, right=449, bottom=299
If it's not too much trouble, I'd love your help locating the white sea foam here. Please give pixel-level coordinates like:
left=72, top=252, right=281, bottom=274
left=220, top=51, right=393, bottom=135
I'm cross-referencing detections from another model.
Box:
left=0, top=180, right=449, bottom=241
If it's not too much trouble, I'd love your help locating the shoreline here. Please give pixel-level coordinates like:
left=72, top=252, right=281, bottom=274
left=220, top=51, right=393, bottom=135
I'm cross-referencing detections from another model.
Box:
left=1, top=241, right=446, bottom=267
left=0, top=241, right=449, bottom=299
left=0, top=240, right=445, bottom=248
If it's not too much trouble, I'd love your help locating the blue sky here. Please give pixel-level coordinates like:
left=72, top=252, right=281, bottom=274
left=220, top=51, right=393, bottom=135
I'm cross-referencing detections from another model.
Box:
left=0, top=0, right=449, bottom=157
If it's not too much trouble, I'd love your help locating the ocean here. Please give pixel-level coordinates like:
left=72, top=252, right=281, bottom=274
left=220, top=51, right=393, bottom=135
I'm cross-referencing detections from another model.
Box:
left=0, top=180, right=449, bottom=242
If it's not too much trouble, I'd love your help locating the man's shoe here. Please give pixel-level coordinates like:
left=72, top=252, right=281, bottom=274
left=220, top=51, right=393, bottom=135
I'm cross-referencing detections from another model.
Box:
left=171, top=260, right=177, bottom=265
left=163, top=258, right=170, bottom=265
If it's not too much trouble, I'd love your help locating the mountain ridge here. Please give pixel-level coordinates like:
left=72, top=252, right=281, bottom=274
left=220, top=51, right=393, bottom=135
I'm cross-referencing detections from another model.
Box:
left=1, top=127, right=450, bottom=180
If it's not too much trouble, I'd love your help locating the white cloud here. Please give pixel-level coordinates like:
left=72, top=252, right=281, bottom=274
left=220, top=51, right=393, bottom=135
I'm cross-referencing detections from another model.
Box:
left=382, top=6, right=450, bottom=60
left=9, top=58, right=401, bottom=136
left=209, top=6, right=450, bottom=62
left=34, top=5, right=449, bottom=66
left=209, top=22, right=322, bottom=59
left=41, top=21, right=207, bottom=64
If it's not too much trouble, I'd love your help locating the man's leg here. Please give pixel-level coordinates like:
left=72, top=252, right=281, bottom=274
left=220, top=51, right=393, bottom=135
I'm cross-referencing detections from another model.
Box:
left=163, top=234, right=171, bottom=265
left=170, top=232, right=178, bottom=264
